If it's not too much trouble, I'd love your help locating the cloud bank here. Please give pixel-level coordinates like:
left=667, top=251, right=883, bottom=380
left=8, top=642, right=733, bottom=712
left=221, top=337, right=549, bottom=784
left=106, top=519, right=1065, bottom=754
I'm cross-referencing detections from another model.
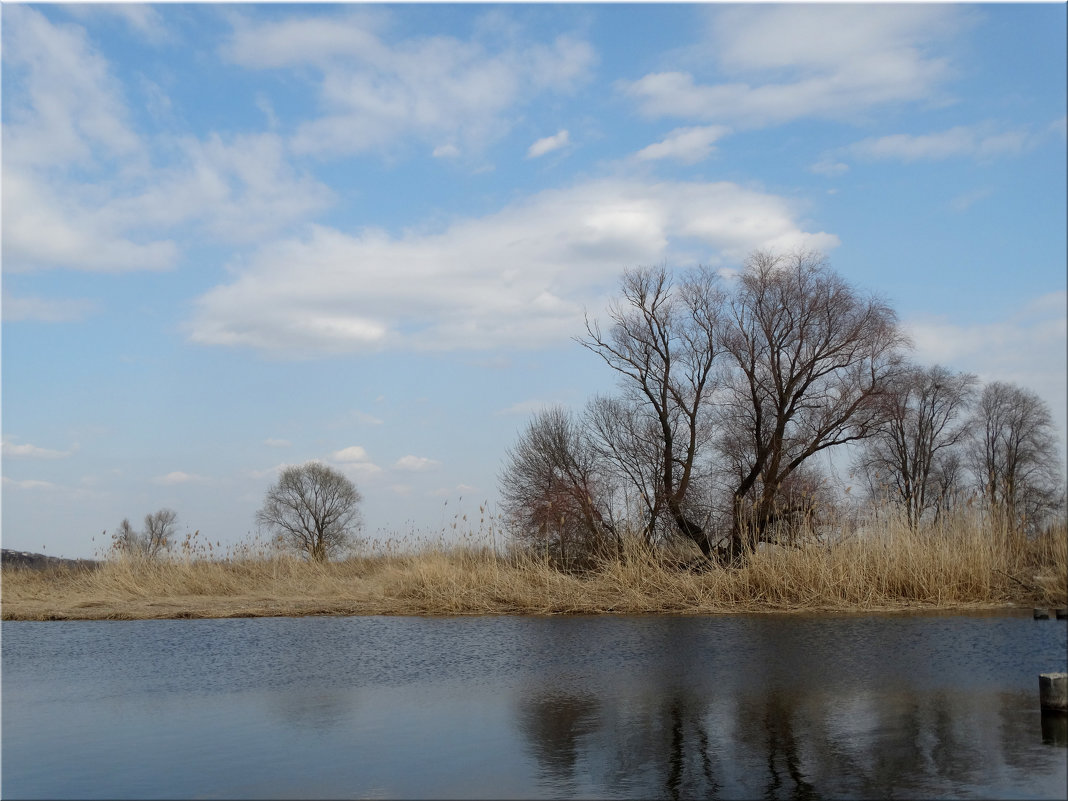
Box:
left=621, top=5, right=961, bottom=128
left=189, top=178, right=838, bottom=356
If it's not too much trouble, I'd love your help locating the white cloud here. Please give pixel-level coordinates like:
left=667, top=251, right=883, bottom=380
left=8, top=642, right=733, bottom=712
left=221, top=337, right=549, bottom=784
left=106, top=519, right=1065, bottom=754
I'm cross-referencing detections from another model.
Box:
left=223, top=12, right=595, bottom=158
left=2, top=168, right=179, bottom=274
left=1, top=9, right=333, bottom=273
left=809, top=158, right=849, bottom=177
left=153, top=471, right=208, bottom=485
left=2, top=477, right=59, bottom=491
left=339, top=463, right=383, bottom=476
left=96, top=133, right=335, bottom=244
left=331, top=446, right=382, bottom=475
left=2, top=5, right=142, bottom=170
left=63, top=3, right=172, bottom=45
left=527, top=130, right=570, bottom=159
left=904, top=291, right=1067, bottom=448
left=2, top=438, right=75, bottom=459
left=248, top=463, right=287, bottom=480
left=621, top=5, right=960, bottom=128
left=433, top=144, right=461, bottom=159
left=4, top=134, right=330, bottom=275
left=332, top=446, right=372, bottom=463
left=189, top=177, right=837, bottom=356
left=0, top=8, right=171, bottom=273
left=2, top=294, right=97, bottom=323
left=846, top=124, right=1033, bottom=163
left=394, top=455, right=440, bottom=472
left=634, top=126, right=728, bottom=164
left=222, top=10, right=392, bottom=68
left=495, top=399, right=559, bottom=417
left=349, top=410, right=384, bottom=426
left=949, top=188, right=993, bottom=212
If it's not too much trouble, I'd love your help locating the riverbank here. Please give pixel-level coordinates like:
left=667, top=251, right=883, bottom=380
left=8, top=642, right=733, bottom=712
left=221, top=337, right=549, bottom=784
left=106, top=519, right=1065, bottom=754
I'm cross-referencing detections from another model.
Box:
left=4, top=522, right=1065, bottom=620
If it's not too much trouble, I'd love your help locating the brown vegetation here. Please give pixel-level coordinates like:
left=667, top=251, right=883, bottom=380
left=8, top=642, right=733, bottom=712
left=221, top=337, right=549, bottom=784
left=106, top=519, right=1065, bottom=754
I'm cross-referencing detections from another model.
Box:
left=3, top=512, right=1064, bottom=621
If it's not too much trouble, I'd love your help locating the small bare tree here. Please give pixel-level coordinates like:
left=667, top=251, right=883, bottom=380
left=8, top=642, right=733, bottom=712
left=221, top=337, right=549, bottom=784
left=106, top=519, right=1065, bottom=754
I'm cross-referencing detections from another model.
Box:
left=142, top=508, right=178, bottom=558
left=500, top=406, right=619, bottom=567
left=967, top=381, right=1065, bottom=535
left=720, top=250, right=909, bottom=557
left=855, top=364, right=977, bottom=529
left=112, top=517, right=139, bottom=555
left=257, top=462, right=362, bottom=562
left=580, top=265, right=724, bottom=558
left=111, top=508, right=178, bottom=559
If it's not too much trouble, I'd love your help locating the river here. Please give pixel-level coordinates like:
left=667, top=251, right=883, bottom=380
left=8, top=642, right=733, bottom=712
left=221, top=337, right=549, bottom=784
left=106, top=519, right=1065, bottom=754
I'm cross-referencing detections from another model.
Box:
left=3, top=611, right=1065, bottom=799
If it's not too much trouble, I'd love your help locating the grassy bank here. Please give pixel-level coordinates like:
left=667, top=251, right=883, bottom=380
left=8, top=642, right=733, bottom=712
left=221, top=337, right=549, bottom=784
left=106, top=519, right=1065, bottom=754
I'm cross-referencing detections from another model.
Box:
left=4, top=515, right=1065, bottom=620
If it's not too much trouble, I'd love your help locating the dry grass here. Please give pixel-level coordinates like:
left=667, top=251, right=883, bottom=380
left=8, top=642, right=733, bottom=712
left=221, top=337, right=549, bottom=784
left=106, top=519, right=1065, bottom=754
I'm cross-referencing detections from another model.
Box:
left=3, top=513, right=1065, bottom=620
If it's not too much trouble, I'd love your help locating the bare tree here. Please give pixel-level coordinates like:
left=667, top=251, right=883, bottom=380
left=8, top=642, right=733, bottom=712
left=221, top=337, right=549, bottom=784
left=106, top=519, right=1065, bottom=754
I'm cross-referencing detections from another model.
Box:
left=112, top=517, right=139, bottom=555
left=111, top=509, right=178, bottom=559
left=500, top=406, right=619, bottom=567
left=142, top=508, right=178, bottom=558
left=257, top=462, right=362, bottom=562
left=720, top=250, right=909, bottom=557
left=855, top=364, right=977, bottom=528
left=585, top=395, right=667, bottom=545
left=762, top=463, right=839, bottom=546
left=967, top=381, right=1065, bottom=535
left=580, top=265, right=724, bottom=557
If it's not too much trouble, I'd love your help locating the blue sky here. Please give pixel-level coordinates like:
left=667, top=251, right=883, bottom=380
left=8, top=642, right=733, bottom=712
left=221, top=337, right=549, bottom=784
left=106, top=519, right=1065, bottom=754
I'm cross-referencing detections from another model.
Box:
left=3, top=3, right=1065, bottom=559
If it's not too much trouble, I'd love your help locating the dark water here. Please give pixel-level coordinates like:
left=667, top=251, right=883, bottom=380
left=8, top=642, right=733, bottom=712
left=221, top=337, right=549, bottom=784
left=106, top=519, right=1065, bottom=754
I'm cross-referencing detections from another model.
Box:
left=2, top=611, right=1066, bottom=799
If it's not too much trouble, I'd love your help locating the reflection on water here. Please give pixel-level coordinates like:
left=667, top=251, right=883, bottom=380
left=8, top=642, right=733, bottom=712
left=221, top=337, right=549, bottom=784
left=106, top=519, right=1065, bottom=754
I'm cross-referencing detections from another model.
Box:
left=3, top=612, right=1065, bottom=799
left=1043, top=711, right=1068, bottom=746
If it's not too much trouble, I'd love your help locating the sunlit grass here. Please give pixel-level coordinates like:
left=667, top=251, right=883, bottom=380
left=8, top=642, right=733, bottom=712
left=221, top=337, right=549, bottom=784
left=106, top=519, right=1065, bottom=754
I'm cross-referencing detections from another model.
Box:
left=3, top=508, right=1065, bottom=620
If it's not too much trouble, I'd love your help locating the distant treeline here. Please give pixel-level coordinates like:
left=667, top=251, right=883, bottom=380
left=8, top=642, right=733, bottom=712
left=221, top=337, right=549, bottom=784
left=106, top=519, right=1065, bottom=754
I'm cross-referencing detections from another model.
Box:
left=1, top=549, right=99, bottom=571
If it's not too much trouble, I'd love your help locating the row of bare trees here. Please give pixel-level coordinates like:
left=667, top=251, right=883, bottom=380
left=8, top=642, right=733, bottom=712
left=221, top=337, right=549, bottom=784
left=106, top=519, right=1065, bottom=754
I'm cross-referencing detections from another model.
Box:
left=855, top=370, right=1064, bottom=538
left=500, top=250, right=1065, bottom=566
left=103, top=464, right=366, bottom=564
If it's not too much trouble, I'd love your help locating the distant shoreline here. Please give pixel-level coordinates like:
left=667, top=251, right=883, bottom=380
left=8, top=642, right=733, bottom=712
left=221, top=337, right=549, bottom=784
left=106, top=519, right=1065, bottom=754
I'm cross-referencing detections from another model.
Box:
left=1, top=597, right=1035, bottom=622
left=2, top=549, right=100, bottom=572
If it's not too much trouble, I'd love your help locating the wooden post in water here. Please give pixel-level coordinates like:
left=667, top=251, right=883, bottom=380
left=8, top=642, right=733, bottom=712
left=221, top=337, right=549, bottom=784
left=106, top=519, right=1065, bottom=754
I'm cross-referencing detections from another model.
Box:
left=1033, top=608, right=1050, bottom=620
left=1039, top=673, right=1067, bottom=713
left=1057, top=608, right=1067, bottom=620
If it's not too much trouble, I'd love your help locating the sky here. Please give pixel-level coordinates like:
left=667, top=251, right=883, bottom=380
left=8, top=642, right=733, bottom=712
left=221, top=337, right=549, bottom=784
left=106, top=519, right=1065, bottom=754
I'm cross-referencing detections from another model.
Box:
left=2, top=2, right=1066, bottom=560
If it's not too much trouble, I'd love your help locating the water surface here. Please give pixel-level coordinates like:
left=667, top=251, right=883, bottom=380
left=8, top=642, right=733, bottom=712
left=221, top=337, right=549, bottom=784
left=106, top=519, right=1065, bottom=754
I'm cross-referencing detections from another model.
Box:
left=3, top=611, right=1065, bottom=799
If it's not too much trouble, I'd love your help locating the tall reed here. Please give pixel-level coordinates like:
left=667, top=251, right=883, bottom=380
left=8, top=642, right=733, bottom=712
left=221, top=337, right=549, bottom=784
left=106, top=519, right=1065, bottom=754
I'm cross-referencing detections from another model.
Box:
left=3, top=508, right=1064, bottom=620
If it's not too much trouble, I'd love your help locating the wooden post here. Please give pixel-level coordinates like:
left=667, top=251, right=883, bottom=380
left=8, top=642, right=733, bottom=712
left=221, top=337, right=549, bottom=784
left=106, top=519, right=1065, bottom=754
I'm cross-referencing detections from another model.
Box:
left=1039, top=673, right=1067, bottom=712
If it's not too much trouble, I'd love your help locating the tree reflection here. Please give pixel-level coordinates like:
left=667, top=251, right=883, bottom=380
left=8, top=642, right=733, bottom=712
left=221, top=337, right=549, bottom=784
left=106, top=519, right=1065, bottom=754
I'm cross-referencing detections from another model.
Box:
left=758, top=691, right=819, bottom=801
left=663, top=693, right=720, bottom=801
left=514, top=678, right=1067, bottom=799
left=266, top=688, right=358, bottom=732
left=516, top=689, right=601, bottom=790
left=516, top=684, right=723, bottom=799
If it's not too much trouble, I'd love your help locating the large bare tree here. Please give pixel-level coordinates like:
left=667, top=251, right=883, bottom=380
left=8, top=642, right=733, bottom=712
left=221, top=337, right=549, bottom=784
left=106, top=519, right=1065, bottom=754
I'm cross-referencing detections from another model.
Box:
left=967, top=381, right=1065, bottom=535
left=500, top=406, right=619, bottom=566
left=855, top=364, right=977, bottom=528
left=257, top=462, right=362, bottom=561
left=580, top=265, right=724, bottom=557
left=720, top=250, right=908, bottom=557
